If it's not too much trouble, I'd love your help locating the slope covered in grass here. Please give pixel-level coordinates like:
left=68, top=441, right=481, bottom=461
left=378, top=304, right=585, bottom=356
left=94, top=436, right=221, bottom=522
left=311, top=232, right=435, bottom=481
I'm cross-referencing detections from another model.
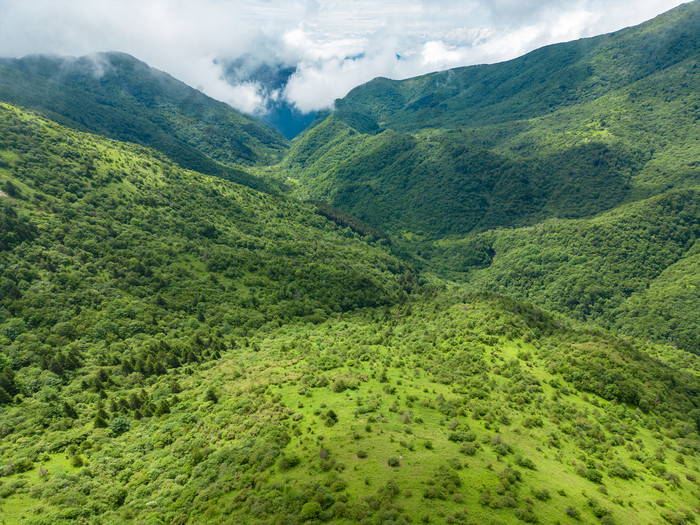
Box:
left=0, top=292, right=698, bottom=524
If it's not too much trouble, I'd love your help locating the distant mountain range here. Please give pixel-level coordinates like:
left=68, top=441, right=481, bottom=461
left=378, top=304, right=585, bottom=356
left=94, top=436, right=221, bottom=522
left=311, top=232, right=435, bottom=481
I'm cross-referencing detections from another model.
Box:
left=0, top=3, right=698, bottom=524
left=281, top=0, right=700, bottom=352
left=0, top=52, right=289, bottom=192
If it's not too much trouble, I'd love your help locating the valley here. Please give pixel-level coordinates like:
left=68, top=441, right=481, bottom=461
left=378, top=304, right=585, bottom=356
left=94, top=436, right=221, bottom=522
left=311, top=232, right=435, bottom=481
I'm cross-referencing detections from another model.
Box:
left=0, top=2, right=698, bottom=524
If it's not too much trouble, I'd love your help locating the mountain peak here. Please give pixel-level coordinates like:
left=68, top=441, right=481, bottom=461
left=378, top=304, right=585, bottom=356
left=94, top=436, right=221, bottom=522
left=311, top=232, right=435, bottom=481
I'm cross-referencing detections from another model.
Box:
left=337, top=0, right=700, bottom=132
left=0, top=52, right=289, bottom=190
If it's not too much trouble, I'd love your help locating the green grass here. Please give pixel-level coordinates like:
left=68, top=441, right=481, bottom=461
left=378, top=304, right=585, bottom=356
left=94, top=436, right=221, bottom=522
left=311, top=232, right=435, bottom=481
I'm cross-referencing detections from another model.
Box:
left=0, top=5, right=699, bottom=523
left=2, top=294, right=697, bottom=523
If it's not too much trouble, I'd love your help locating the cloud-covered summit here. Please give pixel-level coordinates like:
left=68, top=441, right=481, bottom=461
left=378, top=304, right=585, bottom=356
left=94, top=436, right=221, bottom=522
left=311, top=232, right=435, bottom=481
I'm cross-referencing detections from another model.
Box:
left=0, top=0, right=686, bottom=116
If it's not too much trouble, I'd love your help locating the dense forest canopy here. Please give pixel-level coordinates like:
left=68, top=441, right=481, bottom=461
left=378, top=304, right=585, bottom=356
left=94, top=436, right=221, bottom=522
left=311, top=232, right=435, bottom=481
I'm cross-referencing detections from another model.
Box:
left=280, top=0, right=700, bottom=353
left=0, top=2, right=698, bottom=524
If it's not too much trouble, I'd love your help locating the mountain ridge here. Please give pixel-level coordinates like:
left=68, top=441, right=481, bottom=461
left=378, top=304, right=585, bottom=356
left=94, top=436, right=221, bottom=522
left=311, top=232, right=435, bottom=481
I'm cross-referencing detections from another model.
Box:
left=279, top=0, right=700, bottom=352
left=0, top=51, right=289, bottom=193
left=335, top=0, right=700, bottom=132
left=0, top=5, right=698, bottom=524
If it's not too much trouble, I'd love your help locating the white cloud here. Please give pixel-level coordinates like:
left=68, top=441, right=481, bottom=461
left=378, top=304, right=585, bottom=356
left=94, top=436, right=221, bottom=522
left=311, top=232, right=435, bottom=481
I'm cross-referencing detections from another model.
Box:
left=0, top=0, right=688, bottom=114
left=421, top=41, right=465, bottom=66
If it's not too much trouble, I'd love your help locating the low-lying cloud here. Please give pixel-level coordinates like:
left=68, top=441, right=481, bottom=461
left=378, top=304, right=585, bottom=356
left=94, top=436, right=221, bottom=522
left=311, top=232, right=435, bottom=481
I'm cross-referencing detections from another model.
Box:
left=0, top=0, right=686, bottom=115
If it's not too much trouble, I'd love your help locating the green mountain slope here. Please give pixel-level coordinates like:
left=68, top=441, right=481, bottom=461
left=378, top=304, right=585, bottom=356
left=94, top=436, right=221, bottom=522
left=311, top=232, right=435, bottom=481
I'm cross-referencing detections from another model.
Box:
left=287, top=1, right=699, bottom=236
left=0, top=5, right=698, bottom=523
left=0, top=99, right=698, bottom=525
left=1, top=287, right=698, bottom=524
left=282, top=2, right=700, bottom=351
left=284, top=116, right=654, bottom=236
left=336, top=1, right=700, bottom=133
left=0, top=102, right=415, bottom=386
left=431, top=190, right=699, bottom=351
left=0, top=52, right=289, bottom=191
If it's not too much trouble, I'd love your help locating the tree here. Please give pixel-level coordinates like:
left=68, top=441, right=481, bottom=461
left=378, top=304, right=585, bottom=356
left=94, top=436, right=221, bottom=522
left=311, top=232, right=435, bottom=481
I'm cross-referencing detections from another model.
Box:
left=156, top=399, right=170, bottom=416
left=205, top=388, right=218, bottom=403
left=110, top=416, right=131, bottom=435
left=63, top=401, right=78, bottom=419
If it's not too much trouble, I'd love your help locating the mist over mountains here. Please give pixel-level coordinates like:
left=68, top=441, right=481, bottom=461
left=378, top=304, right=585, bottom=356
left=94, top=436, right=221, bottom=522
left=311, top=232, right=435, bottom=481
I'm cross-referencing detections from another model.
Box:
left=0, top=2, right=698, bottom=524
left=219, top=56, right=317, bottom=139
left=0, top=0, right=688, bottom=129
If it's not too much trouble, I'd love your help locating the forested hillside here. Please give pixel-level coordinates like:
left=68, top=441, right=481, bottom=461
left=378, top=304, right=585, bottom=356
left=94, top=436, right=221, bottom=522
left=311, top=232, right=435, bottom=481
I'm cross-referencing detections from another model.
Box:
left=0, top=3, right=698, bottom=524
left=281, top=1, right=700, bottom=352
left=287, top=1, right=699, bottom=234
left=0, top=101, right=416, bottom=395
left=431, top=190, right=699, bottom=352
left=336, top=1, right=700, bottom=132
left=0, top=104, right=698, bottom=525
left=2, top=184, right=699, bottom=523
left=0, top=53, right=288, bottom=192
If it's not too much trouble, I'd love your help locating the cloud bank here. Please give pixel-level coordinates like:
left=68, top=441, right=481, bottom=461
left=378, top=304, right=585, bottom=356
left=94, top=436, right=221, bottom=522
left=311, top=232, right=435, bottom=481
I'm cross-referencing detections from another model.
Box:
left=0, top=0, right=687, bottom=114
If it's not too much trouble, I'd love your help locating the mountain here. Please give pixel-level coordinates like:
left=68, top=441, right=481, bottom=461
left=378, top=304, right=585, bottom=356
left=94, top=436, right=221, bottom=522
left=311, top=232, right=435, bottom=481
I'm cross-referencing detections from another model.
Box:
left=0, top=112, right=698, bottom=519
left=0, top=52, right=289, bottom=192
left=287, top=1, right=699, bottom=232
left=432, top=189, right=699, bottom=351
left=281, top=1, right=700, bottom=351
left=0, top=102, right=414, bottom=351
left=336, top=1, right=700, bottom=133
left=0, top=5, right=698, bottom=524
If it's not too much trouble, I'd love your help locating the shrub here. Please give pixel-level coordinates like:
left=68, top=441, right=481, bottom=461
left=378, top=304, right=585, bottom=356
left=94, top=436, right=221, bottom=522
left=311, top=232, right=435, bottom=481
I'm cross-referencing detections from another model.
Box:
left=665, top=472, right=681, bottom=488
left=460, top=443, right=477, bottom=455
left=588, top=498, right=612, bottom=519
left=324, top=409, right=338, bottom=427
left=447, top=458, right=462, bottom=470
left=661, top=511, right=691, bottom=525
left=448, top=430, right=476, bottom=443
left=423, top=487, right=446, bottom=500
left=532, top=488, right=550, bottom=501
left=300, top=501, right=322, bottom=520
left=515, top=505, right=539, bottom=523
left=12, top=457, right=34, bottom=473
left=356, top=450, right=368, bottom=458
left=387, top=456, right=400, bottom=467
left=330, top=479, right=348, bottom=492
left=279, top=454, right=301, bottom=470
left=110, top=416, right=131, bottom=436
left=583, top=468, right=603, bottom=484
left=330, top=501, right=347, bottom=519
left=608, top=462, right=636, bottom=479
left=516, top=456, right=537, bottom=470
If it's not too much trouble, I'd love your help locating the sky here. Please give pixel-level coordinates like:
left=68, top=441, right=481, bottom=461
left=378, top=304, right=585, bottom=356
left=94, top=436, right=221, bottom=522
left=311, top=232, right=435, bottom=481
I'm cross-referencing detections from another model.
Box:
left=0, top=0, right=688, bottom=115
